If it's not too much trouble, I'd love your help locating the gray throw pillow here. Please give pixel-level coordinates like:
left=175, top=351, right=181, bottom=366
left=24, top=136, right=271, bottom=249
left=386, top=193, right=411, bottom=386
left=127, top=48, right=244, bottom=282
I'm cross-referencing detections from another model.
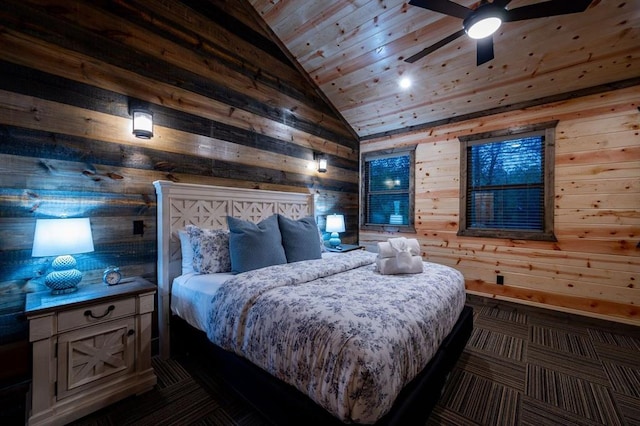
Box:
left=227, top=215, right=287, bottom=273
left=277, top=215, right=322, bottom=263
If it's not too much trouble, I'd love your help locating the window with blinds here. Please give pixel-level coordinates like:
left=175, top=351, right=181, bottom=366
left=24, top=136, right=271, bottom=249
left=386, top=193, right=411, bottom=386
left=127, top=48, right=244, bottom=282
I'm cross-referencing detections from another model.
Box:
left=361, top=147, right=415, bottom=231
left=458, top=123, right=557, bottom=241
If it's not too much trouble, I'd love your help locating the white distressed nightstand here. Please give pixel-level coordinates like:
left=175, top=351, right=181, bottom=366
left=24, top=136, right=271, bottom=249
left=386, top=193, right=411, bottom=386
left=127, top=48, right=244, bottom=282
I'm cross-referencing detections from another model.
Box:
left=25, top=277, right=157, bottom=426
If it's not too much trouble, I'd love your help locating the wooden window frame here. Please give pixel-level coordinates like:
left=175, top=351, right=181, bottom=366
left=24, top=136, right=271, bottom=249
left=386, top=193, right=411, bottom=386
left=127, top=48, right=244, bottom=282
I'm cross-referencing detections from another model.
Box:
left=458, top=121, right=558, bottom=241
left=360, top=146, right=416, bottom=233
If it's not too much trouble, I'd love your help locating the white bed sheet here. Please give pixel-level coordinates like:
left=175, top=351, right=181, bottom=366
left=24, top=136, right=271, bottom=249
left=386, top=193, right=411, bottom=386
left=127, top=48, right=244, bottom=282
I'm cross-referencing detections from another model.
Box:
left=170, top=272, right=232, bottom=331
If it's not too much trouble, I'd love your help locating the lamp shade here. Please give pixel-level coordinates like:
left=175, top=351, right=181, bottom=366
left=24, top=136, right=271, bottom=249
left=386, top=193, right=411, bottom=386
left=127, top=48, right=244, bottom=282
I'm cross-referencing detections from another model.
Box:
left=325, top=214, right=345, bottom=233
left=32, top=218, right=94, bottom=257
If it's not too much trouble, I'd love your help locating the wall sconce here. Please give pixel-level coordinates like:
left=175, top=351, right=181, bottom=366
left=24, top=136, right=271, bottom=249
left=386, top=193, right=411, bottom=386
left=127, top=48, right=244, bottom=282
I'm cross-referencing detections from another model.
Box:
left=131, top=108, right=153, bottom=139
left=314, top=152, right=327, bottom=173
left=32, top=218, right=95, bottom=294
left=325, top=214, right=345, bottom=247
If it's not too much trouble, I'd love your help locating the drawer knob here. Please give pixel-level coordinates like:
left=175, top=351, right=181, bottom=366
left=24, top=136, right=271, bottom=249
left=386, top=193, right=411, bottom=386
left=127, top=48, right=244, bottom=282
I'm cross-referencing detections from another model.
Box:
left=127, top=329, right=135, bottom=336
left=84, top=305, right=115, bottom=319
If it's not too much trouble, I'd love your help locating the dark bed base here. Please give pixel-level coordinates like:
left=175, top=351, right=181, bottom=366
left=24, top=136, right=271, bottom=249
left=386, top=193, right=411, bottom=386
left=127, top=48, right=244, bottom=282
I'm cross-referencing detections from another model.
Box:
left=171, top=305, right=473, bottom=426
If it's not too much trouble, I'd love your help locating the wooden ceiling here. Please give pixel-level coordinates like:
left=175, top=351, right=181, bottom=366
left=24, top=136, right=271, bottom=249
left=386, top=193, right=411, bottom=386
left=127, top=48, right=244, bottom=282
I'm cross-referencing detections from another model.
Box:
left=246, top=0, right=640, bottom=139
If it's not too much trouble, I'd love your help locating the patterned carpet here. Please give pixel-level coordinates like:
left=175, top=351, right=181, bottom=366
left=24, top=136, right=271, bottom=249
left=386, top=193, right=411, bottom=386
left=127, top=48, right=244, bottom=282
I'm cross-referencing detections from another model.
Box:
left=69, top=294, right=640, bottom=426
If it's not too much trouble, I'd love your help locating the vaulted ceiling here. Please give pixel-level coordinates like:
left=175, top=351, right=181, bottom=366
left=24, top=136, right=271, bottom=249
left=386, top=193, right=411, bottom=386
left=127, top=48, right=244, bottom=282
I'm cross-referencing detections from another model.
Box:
left=246, top=0, right=640, bottom=139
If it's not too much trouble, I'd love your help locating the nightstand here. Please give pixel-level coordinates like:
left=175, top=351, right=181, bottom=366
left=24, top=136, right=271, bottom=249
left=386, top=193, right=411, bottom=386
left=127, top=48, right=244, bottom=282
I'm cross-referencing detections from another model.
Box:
left=324, top=243, right=364, bottom=253
left=25, top=277, right=157, bottom=426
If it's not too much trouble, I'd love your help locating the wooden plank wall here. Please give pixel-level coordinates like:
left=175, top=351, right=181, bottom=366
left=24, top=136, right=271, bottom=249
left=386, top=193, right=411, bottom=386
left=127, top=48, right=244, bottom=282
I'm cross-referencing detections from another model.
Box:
left=0, top=0, right=359, bottom=369
left=361, top=86, right=640, bottom=325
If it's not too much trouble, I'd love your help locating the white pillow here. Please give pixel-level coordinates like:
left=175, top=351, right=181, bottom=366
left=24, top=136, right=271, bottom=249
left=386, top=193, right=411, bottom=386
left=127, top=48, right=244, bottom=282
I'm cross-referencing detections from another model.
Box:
left=177, top=230, right=195, bottom=275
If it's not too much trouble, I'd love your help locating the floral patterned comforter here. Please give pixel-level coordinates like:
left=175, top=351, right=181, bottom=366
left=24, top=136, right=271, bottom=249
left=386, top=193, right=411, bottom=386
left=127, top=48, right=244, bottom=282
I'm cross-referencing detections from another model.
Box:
left=206, top=250, right=466, bottom=424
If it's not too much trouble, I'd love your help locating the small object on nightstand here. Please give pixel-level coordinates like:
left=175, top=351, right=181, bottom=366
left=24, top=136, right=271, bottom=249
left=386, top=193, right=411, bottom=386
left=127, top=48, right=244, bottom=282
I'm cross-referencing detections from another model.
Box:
left=325, top=243, right=363, bottom=253
left=103, top=266, right=122, bottom=285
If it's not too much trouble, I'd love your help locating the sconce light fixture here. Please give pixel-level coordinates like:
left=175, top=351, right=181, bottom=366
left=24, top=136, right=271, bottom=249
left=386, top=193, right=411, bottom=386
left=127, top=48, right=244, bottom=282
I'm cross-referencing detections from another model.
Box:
left=32, top=217, right=95, bottom=294
left=325, top=214, right=345, bottom=247
left=314, top=152, right=327, bottom=173
left=131, top=108, right=154, bottom=139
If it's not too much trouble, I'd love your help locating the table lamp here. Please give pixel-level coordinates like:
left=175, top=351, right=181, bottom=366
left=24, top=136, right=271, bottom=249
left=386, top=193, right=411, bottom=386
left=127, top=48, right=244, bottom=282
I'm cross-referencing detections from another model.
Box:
left=32, top=217, right=95, bottom=294
left=325, top=214, right=345, bottom=248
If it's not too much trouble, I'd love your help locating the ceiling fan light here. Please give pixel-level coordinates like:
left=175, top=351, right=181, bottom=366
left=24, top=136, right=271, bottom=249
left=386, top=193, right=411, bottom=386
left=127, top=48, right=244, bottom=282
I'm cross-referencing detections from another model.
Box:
left=463, top=4, right=504, bottom=40
left=465, top=16, right=501, bottom=39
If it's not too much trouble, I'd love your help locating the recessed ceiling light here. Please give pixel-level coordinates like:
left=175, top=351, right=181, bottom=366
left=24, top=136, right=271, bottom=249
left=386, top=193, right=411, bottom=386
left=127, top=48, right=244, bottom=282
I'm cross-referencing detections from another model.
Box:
left=399, top=77, right=411, bottom=89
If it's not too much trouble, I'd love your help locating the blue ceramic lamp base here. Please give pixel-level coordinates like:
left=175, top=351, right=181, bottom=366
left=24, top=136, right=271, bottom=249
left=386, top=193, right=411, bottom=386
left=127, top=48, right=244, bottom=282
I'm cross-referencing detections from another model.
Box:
left=329, top=232, right=341, bottom=247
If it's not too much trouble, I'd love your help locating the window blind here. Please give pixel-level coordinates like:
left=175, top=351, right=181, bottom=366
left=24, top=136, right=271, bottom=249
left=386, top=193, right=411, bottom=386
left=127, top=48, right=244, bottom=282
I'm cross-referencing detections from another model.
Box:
left=466, top=136, right=544, bottom=231
left=364, top=154, right=410, bottom=225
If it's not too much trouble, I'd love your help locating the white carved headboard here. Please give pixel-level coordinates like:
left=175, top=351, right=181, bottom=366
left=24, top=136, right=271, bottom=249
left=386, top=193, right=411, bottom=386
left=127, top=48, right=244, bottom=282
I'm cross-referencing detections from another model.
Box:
left=153, top=180, right=313, bottom=358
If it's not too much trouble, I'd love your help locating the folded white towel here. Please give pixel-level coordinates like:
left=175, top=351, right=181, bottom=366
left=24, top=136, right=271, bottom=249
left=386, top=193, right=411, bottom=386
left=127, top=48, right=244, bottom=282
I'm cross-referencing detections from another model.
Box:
left=376, top=255, right=424, bottom=275
left=377, top=237, right=420, bottom=258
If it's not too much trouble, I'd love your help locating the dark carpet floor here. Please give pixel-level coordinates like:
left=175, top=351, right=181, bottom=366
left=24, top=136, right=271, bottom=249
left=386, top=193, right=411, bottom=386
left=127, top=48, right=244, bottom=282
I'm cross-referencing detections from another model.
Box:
left=67, top=294, right=640, bottom=426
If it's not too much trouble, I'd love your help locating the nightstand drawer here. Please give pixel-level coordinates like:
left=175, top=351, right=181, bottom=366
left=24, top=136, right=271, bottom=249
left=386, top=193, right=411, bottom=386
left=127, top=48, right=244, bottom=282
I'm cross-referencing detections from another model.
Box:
left=58, top=298, right=136, bottom=332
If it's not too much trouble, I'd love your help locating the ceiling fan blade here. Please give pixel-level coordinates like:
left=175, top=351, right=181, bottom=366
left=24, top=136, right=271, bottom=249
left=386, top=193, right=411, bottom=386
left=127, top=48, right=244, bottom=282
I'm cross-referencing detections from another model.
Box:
left=504, top=0, right=593, bottom=22
left=476, top=36, right=494, bottom=66
left=405, top=29, right=466, bottom=63
left=408, top=0, right=472, bottom=20
left=492, top=0, right=513, bottom=8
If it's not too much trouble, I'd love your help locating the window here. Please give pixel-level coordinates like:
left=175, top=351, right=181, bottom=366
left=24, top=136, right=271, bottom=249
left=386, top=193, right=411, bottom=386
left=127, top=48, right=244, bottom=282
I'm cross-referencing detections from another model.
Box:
left=361, top=146, right=415, bottom=232
left=458, top=121, right=557, bottom=241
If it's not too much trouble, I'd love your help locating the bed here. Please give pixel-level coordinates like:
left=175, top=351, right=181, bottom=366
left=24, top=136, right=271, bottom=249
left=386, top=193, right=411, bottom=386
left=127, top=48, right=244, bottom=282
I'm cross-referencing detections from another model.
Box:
left=153, top=180, right=473, bottom=425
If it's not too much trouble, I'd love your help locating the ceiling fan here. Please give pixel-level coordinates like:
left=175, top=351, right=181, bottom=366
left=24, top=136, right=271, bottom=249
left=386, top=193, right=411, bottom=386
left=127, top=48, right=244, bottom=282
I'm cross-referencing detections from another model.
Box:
left=405, top=0, right=594, bottom=65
